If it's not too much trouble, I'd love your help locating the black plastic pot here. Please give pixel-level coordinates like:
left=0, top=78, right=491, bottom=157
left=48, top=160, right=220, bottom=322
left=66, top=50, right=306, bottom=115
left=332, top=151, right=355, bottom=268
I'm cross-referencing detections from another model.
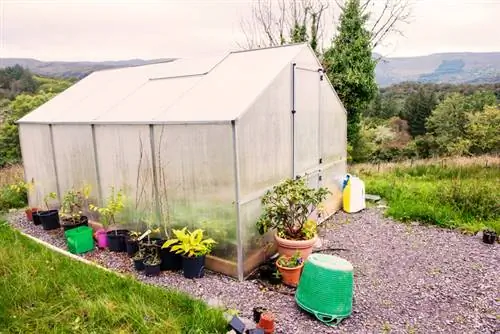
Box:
left=483, top=230, right=497, bottom=244
left=133, top=258, right=145, bottom=271
left=32, top=211, right=42, bottom=226
left=160, top=247, right=182, bottom=271
left=253, top=307, right=268, bottom=323
left=39, top=210, right=60, bottom=230
left=61, top=216, right=88, bottom=232
left=182, top=255, right=205, bottom=279
left=107, top=230, right=129, bottom=252
left=269, top=275, right=282, bottom=285
left=126, top=238, right=139, bottom=257
left=144, top=263, right=161, bottom=276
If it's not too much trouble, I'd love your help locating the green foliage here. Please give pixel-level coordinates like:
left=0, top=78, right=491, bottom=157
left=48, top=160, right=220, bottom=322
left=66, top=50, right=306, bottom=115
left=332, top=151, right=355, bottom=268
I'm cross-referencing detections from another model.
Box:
left=0, top=180, right=28, bottom=211
left=404, top=88, right=437, bottom=137
left=361, top=163, right=500, bottom=234
left=466, top=105, right=500, bottom=154
left=89, top=187, right=125, bottom=227
left=60, top=185, right=92, bottom=222
left=277, top=250, right=303, bottom=268
left=0, top=91, right=56, bottom=167
left=0, top=65, right=39, bottom=99
left=43, top=192, right=57, bottom=210
left=162, top=228, right=216, bottom=257
left=0, top=224, right=227, bottom=333
left=256, top=177, right=329, bottom=240
left=323, top=0, right=377, bottom=148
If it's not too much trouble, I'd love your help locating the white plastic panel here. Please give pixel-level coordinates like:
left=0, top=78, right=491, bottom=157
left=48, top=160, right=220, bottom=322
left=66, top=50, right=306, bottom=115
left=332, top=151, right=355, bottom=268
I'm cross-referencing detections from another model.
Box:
left=294, top=68, right=320, bottom=173
left=97, top=76, right=203, bottom=123
left=321, top=79, right=347, bottom=162
left=237, top=66, right=293, bottom=198
left=94, top=125, right=154, bottom=213
left=153, top=124, right=237, bottom=262
left=154, top=44, right=306, bottom=122
left=52, top=125, right=99, bottom=201
left=18, top=124, right=57, bottom=207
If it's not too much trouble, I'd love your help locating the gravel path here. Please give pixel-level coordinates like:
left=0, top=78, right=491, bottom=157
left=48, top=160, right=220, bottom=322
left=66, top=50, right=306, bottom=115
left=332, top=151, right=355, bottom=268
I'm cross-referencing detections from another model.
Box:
left=8, top=209, right=499, bottom=334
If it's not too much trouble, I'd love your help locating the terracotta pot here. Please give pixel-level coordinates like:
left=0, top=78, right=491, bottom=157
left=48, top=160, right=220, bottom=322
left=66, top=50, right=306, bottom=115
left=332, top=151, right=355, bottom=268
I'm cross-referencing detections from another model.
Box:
left=25, top=207, right=39, bottom=221
left=274, top=233, right=317, bottom=259
left=257, top=312, right=275, bottom=334
left=276, top=260, right=304, bottom=287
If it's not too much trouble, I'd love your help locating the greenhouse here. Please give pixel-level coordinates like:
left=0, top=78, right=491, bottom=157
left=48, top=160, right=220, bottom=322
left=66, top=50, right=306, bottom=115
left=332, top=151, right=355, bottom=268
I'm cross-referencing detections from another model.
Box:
left=17, top=43, right=347, bottom=280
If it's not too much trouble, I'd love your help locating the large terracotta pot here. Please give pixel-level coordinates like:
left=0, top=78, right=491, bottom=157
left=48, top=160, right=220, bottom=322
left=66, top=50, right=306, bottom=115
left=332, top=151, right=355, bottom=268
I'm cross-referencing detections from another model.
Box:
left=274, top=233, right=317, bottom=259
left=276, top=260, right=304, bottom=287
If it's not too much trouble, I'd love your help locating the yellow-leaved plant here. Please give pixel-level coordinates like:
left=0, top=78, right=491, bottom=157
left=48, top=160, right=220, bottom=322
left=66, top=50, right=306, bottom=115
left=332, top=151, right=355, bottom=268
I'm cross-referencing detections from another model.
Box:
left=162, top=228, right=216, bottom=258
left=89, top=187, right=124, bottom=229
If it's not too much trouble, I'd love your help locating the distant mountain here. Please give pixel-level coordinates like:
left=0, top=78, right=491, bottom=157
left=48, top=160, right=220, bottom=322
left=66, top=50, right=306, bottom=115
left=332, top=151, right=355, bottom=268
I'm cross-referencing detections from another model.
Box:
left=0, top=58, right=174, bottom=79
left=1, top=52, right=500, bottom=87
left=376, top=52, right=500, bottom=87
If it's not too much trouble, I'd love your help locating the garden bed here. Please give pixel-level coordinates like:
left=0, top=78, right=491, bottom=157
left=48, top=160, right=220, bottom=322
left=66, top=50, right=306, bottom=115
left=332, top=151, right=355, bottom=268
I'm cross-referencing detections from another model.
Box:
left=7, top=208, right=499, bottom=333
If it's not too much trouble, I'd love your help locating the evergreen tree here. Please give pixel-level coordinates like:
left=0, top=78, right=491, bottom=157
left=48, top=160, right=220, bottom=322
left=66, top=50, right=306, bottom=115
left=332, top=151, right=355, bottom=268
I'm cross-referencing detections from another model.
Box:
left=404, top=88, right=437, bottom=137
left=323, top=0, right=377, bottom=149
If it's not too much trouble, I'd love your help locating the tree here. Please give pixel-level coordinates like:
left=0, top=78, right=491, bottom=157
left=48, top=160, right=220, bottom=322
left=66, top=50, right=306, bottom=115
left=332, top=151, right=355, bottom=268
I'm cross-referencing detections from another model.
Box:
left=239, top=0, right=411, bottom=53
left=466, top=105, right=500, bottom=154
left=404, top=88, right=437, bottom=137
left=0, top=92, right=55, bottom=167
left=323, top=0, right=378, bottom=148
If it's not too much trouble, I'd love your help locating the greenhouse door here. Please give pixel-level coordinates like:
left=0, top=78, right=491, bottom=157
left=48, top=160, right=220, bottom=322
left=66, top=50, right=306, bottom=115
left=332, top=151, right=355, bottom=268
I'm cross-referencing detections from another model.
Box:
left=292, top=65, right=322, bottom=186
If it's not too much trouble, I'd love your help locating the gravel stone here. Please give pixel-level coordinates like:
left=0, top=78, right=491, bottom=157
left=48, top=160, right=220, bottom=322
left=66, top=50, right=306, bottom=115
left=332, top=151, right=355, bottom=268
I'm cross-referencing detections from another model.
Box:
left=8, top=209, right=499, bottom=334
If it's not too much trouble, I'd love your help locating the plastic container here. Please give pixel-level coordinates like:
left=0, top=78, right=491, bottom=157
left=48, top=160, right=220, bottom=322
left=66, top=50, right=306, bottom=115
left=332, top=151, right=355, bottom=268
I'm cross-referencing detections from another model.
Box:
left=65, top=226, right=95, bottom=254
left=342, top=175, right=365, bottom=213
left=95, top=229, right=108, bottom=248
left=295, top=254, right=354, bottom=326
left=39, top=210, right=61, bottom=230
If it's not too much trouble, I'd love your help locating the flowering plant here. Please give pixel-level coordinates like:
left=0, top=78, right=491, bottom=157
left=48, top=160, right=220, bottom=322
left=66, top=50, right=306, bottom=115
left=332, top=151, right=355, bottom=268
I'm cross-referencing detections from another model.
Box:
left=276, top=250, right=304, bottom=268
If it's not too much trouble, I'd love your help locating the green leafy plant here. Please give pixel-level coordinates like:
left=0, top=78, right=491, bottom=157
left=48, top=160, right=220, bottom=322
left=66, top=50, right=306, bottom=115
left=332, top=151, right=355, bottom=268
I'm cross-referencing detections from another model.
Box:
left=43, top=192, right=57, bottom=210
left=89, top=187, right=124, bottom=229
left=256, top=177, right=329, bottom=240
left=60, top=184, right=91, bottom=223
left=277, top=250, right=303, bottom=268
left=132, top=248, right=145, bottom=261
left=162, top=228, right=216, bottom=258
left=143, top=254, right=161, bottom=266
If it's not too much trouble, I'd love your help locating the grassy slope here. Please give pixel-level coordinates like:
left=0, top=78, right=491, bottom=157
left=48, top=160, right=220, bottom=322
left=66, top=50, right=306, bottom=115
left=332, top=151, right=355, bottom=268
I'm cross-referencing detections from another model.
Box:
left=0, top=222, right=226, bottom=334
left=356, top=162, right=500, bottom=234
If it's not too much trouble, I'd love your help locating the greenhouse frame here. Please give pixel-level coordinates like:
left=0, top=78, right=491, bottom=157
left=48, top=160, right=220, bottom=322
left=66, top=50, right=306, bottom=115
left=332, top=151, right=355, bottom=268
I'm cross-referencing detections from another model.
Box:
left=17, top=43, right=347, bottom=280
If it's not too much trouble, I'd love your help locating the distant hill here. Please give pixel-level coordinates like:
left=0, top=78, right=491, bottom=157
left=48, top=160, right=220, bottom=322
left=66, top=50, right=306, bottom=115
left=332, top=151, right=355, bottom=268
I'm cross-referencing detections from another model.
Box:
left=376, top=52, right=500, bottom=87
left=1, top=52, right=499, bottom=86
left=0, top=58, right=174, bottom=79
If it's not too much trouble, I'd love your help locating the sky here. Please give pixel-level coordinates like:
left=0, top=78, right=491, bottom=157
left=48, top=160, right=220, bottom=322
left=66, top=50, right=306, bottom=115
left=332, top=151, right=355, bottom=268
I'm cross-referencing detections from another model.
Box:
left=0, top=0, right=499, bottom=61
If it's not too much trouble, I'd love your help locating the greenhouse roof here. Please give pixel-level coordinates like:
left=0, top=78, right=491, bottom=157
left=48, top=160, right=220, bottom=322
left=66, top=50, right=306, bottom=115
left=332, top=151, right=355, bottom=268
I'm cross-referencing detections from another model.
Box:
left=18, top=44, right=309, bottom=124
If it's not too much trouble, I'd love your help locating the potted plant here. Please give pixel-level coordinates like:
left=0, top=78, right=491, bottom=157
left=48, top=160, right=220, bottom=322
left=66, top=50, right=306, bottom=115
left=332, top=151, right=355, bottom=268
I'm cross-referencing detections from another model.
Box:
left=256, top=178, right=329, bottom=259
left=132, top=248, right=146, bottom=271
left=143, top=253, right=161, bottom=277
left=483, top=229, right=497, bottom=244
left=89, top=188, right=127, bottom=252
left=126, top=231, right=141, bottom=256
left=38, top=192, right=60, bottom=230
left=162, top=228, right=216, bottom=279
left=276, top=250, right=304, bottom=287
left=59, top=185, right=91, bottom=231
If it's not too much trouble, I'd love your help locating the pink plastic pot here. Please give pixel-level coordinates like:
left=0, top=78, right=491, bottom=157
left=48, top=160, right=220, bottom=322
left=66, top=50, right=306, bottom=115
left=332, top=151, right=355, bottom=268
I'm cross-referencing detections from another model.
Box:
left=96, top=229, right=108, bottom=249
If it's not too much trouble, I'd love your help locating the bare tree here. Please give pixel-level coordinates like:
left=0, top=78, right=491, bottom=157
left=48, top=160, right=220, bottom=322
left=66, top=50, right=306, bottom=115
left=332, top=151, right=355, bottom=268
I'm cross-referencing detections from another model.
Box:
left=238, top=0, right=411, bottom=53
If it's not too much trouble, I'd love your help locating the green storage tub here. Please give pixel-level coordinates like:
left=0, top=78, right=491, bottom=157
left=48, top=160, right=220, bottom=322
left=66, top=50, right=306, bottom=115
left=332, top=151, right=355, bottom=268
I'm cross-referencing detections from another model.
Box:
left=64, top=226, right=95, bottom=254
left=295, top=253, right=354, bottom=326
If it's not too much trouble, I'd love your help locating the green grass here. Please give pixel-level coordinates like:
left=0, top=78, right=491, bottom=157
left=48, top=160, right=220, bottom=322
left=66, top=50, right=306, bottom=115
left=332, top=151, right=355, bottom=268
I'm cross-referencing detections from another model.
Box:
left=0, top=221, right=227, bottom=333
left=358, top=163, right=500, bottom=234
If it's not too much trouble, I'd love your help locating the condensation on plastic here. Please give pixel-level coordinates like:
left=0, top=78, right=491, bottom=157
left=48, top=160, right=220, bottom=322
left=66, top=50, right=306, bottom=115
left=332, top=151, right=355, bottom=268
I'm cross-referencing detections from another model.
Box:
left=94, top=125, right=154, bottom=213
left=153, top=123, right=237, bottom=262
left=52, top=125, right=99, bottom=201
left=18, top=124, right=58, bottom=207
